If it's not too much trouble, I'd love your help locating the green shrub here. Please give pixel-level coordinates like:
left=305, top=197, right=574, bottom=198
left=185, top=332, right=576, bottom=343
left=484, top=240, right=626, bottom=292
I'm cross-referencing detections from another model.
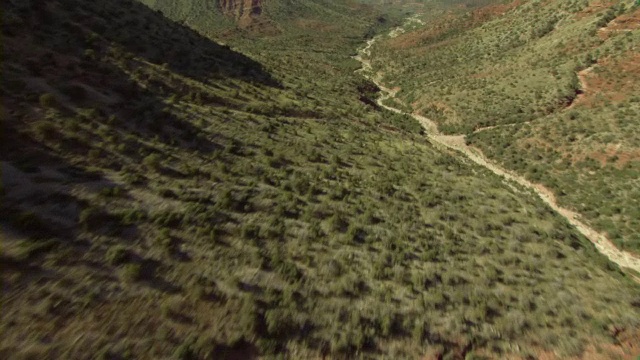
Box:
left=120, top=263, right=142, bottom=282
left=33, top=121, right=57, bottom=140
left=347, top=224, right=366, bottom=243
left=12, top=211, right=49, bottom=234
left=39, top=93, right=57, bottom=108
left=143, top=153, right=162, bottom=170
left=173, top=341, right=196, bottom=360
left=242, top=224, right=260, bottom=241
left=329, top=212, right=349, bottom=232
left=105, top=245, right=129, bottom=265
left=79, top=206, right=109, bottom=230
left=17, top=238, right=60, bottom=260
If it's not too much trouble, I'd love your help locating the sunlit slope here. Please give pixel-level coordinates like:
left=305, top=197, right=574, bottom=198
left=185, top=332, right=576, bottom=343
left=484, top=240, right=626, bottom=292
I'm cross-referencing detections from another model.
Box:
left=372, top=0, right=640, bottom=253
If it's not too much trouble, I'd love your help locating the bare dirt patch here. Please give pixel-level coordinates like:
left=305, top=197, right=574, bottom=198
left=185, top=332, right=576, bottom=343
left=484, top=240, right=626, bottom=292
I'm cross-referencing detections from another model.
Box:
left=572, top=51, right=640, bottom=108
left=586, top=146, right=640, bottom=168
left=610, top=7, right=640, bottom=30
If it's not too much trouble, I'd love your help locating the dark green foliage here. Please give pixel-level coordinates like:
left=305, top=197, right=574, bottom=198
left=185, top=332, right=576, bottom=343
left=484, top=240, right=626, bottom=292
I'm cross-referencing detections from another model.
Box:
left=143, top=153, right=162, bottom=170
left=17, top=238, right=61, bottom=260
left=120, top=263, right=142, bottom=282
left=105, top=245, right=130, bottom=265
left=79, top=207, right=111, bottom=230
left=33, top=121, right=57, bottom=140
left=39, top=93, right=57, bottom=108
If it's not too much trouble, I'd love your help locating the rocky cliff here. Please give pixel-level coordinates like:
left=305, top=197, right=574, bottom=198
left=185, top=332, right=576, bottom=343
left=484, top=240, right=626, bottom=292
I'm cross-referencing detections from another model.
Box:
left=218, top=0, right=263, bottom=27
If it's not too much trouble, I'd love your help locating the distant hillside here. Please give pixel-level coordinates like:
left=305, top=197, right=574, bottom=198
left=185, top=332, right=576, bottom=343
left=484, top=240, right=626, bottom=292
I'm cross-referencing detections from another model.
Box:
left=218, top=0, right=264, bottom=27
left=371, top=0, right=640, bottom=254
left=137, top=0, right=391, bottom=36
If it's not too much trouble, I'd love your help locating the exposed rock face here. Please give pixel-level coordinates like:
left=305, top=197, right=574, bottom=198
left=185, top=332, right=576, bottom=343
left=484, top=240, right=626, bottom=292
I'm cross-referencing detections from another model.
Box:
left=218, top=0, right=263, bottom=27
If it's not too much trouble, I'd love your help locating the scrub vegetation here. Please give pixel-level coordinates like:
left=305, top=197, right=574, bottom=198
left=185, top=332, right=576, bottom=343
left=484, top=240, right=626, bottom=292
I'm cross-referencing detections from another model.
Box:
left=371, top=0, right=640, bottom=254
left=1, top=0, right=639, bottom=359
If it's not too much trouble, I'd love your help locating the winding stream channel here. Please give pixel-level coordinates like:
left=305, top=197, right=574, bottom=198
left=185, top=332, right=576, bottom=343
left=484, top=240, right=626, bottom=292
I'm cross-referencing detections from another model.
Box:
left=354, top=19, right=640, bottom=276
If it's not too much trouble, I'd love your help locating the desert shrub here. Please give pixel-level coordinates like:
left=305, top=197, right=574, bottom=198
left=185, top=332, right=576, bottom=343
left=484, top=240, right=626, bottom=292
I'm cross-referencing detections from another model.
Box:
left=281, top=262, right=303, bottom=282
left=79, top=206, right=110, bottom=230
left=99, top=186, right=125, bottom=198
left=347, top=224, right=367, bottom=243
left=33, top=121, right=57, bottom=140
left=39, top=93, right=57, bottom=108
left=105, top=245, right=129, bottom=265
left=152, top=211, right=183, bottom=227
left=113, top=209, right=147, bottom=225
left=242, top=224, right=261, bottom=242
left=11, top=211, right=49, bottom=235
left=88, top=148, right=101, bottom=160
left=306, top=220, right=324, bottom=241
left=329, top=212, right=349, bottom=232
left=17, top=238, right=60, bottom=260
left=143, top=153, right=162, bottom=170
left=120, top=263, right=142, bottom=282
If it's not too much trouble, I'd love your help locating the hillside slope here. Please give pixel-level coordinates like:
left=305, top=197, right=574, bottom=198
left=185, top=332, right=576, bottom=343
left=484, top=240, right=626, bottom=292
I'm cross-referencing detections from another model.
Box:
left=371, top=0, right=640, bottom=254
left=2, top=0, right=640, bottom=359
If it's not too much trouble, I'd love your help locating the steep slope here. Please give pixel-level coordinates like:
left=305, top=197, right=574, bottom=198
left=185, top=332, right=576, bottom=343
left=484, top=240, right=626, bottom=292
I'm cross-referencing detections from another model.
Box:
left=370, top=0, right=640, bottom=254
left=356, top=26, right=640, bottom=273
left=139, top=0, right=387, bottom=36
left=1, top=0, right=640, bottom=359
left=219, top=0, right=263, bottom=17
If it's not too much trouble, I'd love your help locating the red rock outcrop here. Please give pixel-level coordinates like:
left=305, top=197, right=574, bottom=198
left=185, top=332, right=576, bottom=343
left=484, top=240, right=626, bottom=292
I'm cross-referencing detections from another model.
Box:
left=218, top=0, right=263, bottom=27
